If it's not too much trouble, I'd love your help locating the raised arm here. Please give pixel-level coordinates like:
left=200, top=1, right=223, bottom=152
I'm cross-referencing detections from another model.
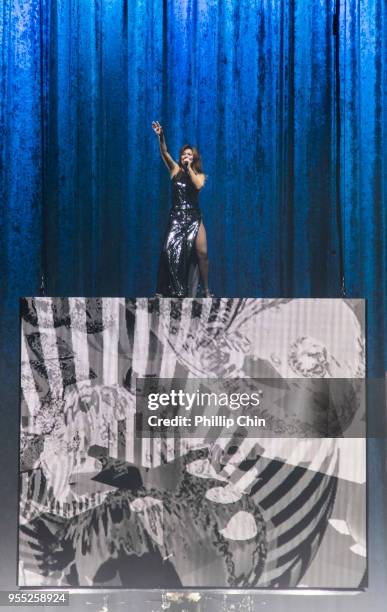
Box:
left=152, top=121, right=179, bottom=175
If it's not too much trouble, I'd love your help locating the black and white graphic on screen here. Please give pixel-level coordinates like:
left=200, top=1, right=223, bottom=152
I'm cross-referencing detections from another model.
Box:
left=19, top=298, right=366, bottom=588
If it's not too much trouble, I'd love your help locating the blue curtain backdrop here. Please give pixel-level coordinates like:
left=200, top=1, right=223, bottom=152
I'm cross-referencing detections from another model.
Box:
left=40, top=0, right=341, bottom=298
left=1, top=0, right=386, bottom=365
left=0, top=0, right=386, bottom=597
left=339, top=0, right=387, bottom=375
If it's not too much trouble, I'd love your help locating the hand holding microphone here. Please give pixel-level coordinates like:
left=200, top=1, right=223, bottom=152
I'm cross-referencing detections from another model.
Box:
left=182, top=154, right=193, bottom=172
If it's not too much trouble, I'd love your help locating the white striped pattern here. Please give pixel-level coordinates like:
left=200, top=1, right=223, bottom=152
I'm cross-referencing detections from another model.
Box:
left=68, top=297, right=89, bottom=382
left=20, top=323, right=41, bottom=430
left=35, top=298, right=63, bottom=399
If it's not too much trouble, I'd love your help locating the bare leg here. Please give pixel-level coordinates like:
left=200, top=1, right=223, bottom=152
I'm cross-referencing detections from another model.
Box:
left=195, top=222, right=210, bottom=294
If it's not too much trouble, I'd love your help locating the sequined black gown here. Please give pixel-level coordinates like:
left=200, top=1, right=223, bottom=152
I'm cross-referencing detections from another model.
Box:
left=156, top=168, right=201, bottom=297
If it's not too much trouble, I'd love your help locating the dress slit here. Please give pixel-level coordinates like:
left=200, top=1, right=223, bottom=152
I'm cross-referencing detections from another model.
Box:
left=156, top=169, right=202, bottom=297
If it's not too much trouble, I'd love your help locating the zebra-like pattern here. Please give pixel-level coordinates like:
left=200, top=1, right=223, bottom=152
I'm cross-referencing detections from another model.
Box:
left=19, top=297, right=365, bottom=588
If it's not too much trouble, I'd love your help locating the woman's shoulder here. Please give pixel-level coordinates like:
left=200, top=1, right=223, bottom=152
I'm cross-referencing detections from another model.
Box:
left=170, top=165, right=181, bottom=180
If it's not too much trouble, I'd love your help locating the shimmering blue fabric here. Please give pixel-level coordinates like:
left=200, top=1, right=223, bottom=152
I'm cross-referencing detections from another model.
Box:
left=0, top=0, right=385, bottom=379
left=0, top=0, right=46, bottom=352
left=2, top=1, right=341, bottom=297
left=340, top=0, right=387, bottom=376
left=0, top=6, right=386, bottom=356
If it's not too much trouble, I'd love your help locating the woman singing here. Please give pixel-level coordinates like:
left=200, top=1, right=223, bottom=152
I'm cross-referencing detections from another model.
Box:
left=152, top=121, right=212, bottom=297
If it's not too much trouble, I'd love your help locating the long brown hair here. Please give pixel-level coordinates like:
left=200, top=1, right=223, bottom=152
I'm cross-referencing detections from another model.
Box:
left=179, top=144, right=204, bottom=174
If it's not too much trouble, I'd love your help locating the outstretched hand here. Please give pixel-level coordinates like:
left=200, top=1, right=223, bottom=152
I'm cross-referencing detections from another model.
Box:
left=152, top=120, right=163, bottom=137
